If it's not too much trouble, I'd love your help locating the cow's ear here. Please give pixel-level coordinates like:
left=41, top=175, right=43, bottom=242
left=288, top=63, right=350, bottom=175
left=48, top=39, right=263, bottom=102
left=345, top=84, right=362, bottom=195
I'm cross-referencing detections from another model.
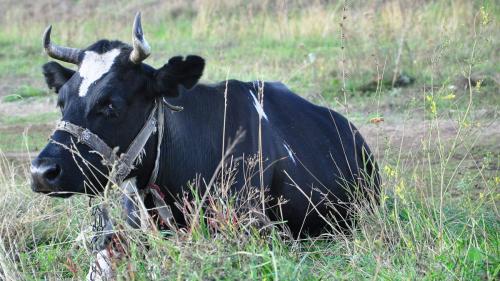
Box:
left=42, top=62, right=75, bottom=93
left=153, top=55, right=205, bottom=97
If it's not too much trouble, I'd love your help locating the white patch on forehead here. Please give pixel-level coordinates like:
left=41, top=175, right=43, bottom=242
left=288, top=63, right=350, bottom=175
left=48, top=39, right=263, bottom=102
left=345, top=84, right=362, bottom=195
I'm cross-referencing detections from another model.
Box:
left=283, top=142, right=296, bottom=165
left=249, top=90, right=268, bottom=120
left=78, top=49, right=121, bottom=97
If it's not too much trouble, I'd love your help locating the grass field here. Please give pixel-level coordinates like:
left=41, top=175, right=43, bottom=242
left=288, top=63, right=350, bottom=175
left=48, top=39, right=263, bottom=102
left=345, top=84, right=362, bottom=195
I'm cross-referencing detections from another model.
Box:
left=0, top=0, right=499, bottom=280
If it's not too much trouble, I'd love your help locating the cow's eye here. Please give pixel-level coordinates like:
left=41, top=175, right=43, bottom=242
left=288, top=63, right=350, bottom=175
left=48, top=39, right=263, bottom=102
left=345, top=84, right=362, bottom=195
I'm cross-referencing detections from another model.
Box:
left=99, top=101, right=118, bottom=118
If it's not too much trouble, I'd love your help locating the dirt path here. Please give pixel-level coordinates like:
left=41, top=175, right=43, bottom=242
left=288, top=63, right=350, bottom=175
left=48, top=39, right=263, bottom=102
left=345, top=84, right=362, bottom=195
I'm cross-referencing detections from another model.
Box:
left=357, top=118, right=500, bottom=174
left=360, top=118, right=499, bottom=151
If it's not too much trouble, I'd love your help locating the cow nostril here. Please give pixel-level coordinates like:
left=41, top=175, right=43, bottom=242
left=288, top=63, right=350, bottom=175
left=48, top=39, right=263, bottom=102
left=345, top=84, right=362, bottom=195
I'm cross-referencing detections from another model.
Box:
left=31, top=158, right=63, bottom=192
left=43, top=164, right=61, bottom=181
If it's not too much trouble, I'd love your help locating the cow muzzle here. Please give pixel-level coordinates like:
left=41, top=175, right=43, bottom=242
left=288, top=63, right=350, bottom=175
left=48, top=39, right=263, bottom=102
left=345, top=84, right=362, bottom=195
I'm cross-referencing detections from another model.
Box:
left=30, top=157, right=63, bottom=193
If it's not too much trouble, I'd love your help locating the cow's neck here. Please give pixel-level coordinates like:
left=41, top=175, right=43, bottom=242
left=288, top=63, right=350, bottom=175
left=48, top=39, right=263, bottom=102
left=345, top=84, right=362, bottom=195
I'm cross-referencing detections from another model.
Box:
left=130, top=88, right=226, bottom=204
left=155, top=88, right=225, bottom=201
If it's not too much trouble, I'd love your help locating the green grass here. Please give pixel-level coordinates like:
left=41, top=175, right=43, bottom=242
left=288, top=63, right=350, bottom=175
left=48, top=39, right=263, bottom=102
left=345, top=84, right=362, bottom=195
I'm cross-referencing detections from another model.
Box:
left=2, top=85, right=48, bottom=102
left=0, top=111, right=59, bottom=126
left=0, top=130, right=50, bottom=152
left=0, top=111, right=58, bottom=152
left=0, top=0, right=499, bottom=280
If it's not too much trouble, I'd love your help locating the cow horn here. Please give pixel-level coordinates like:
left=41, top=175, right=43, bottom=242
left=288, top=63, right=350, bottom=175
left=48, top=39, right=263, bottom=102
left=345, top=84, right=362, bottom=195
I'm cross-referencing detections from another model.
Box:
left=43, top=25, right=82, bottom=64
left=130, top=12, right=151, bottom=64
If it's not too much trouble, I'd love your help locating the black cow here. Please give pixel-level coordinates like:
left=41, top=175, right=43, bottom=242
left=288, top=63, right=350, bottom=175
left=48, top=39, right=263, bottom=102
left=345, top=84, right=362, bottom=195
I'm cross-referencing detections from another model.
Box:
left=31, top=13, right=379, bottom=237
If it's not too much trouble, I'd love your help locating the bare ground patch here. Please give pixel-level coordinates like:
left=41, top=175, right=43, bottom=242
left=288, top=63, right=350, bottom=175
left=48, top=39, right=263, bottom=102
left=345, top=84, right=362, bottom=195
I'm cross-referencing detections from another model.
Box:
left=359, top=118, right=500, bottom=169
left=0, top=97, right=56, bottom=117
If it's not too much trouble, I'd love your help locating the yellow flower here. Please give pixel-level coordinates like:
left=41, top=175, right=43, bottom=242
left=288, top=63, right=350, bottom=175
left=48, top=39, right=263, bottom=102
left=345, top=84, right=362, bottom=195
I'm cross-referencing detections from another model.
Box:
left=395, top=179, right=405, bottom=200
left=441, top=94, right=456, bottom=100
left=426, top=95, right=437, bottom=117
left=494, top=176, right=500, bottom=185
left=406, top=240, right=413, bottom=249
left=475, top=80, right=483, bottom=91
left=480, top=6, right=491, bottom=26
left=384, top=165, right=397, bottom=178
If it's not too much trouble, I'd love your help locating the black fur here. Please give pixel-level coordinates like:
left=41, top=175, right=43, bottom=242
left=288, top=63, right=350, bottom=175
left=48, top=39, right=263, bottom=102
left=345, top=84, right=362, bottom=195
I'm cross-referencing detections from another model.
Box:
left=154, top=55, right=205, bottom=97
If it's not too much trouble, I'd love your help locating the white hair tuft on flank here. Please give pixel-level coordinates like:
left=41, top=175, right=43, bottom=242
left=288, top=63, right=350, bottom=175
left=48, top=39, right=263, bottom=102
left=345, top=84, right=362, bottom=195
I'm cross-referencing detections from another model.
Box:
left=283, top=142, right=296, bottom=165
left=249, top=90, right=268, bottom=121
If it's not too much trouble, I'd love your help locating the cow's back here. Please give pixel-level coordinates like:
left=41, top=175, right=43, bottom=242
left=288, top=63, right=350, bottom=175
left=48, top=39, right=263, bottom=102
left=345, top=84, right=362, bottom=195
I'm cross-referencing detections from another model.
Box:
left=242, top=81, right=378, bottom=235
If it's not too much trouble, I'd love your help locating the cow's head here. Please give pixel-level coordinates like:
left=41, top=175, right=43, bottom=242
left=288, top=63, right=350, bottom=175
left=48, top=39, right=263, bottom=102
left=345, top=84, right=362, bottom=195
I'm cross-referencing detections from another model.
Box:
left=31, top=13, right=205, bottom=197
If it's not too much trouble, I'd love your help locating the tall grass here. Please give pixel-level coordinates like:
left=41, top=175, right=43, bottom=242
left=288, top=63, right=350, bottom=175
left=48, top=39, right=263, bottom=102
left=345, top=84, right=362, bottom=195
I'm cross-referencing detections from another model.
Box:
left=0, top=0, right=498, bottom=280
left=0, top=119, right=498, bottom=280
